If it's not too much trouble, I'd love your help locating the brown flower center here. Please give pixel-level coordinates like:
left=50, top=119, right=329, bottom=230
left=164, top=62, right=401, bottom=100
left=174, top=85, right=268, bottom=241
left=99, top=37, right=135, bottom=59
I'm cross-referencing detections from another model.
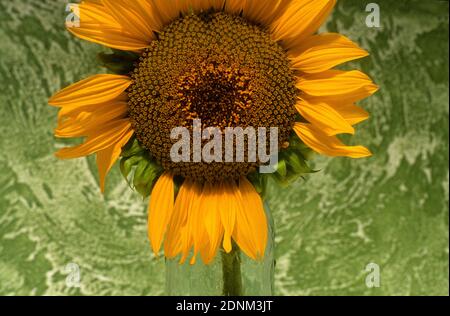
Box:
left=128, top=11, right=298, bottom=182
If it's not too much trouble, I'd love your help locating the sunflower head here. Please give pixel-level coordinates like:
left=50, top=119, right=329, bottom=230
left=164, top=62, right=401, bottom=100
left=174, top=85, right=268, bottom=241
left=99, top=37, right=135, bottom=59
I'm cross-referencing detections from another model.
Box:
left=49, top=0, right=378, bottom=264
left=128, top=11, right=299, bottom=182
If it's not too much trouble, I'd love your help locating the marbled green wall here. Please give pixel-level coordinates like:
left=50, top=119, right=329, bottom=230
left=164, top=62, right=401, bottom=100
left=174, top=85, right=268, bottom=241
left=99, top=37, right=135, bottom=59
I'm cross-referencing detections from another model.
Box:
left=0, top=0, right=448, bottom=296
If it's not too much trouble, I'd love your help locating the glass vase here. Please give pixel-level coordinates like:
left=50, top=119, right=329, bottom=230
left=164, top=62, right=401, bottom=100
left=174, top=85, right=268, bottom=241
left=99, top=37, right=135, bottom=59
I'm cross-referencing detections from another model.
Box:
left=165, top=203, right=275, bottom=296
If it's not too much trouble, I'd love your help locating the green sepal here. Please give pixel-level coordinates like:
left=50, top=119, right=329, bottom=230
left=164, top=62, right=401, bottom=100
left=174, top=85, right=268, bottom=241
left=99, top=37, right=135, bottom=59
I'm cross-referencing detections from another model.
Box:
left=284, top=151, right=317, bottom=175
left=122, top=138, right=146, bottom=158
left=120, top=137, right=163, bottom=199
left=133, top=159, right=162, bottom=199
left=285, top=151, right=304, bottom=173
left=120, top=154, right=144, bottom=184
left=247, top=171, right=269, bottom=198
left=271, top=153, right=317, bottom=186
left=262, top=133, right=318, bottom=187
left=111, top=49, right=140, bottom=60
left=275, top=159, right=287, bottom=178
left=288, top=134, right=315, bottom=161
left=247, top=135, right=317, bottom=195
left=97, top=50, right=139, bottom=75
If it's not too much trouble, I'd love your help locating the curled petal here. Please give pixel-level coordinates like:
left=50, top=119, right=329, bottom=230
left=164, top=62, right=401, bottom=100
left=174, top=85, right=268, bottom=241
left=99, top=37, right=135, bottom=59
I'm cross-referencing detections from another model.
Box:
left=333, top=103, right=370, bottom=125
left=295, top=99, right=355, bottom=136
left=55, top=119, right=132, bottom=159
left=55, top=101, right=128, bottom=138
left=294, top=122, right=372, bottom=158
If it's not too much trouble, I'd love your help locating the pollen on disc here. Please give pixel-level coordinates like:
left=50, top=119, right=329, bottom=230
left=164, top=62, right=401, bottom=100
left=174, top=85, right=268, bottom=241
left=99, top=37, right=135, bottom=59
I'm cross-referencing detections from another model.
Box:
left=128, top=12, right=298, bottom=182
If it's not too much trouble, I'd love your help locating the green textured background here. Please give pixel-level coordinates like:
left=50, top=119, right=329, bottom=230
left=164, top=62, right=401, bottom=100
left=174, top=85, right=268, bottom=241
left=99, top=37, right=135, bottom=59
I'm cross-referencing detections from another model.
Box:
left=0, top=0, right=448, bottom=296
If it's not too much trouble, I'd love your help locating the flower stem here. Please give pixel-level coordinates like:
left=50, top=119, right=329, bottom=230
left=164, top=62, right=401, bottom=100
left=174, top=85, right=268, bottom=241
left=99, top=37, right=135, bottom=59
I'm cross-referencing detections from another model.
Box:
left=221, top=244, right=243, bottom=296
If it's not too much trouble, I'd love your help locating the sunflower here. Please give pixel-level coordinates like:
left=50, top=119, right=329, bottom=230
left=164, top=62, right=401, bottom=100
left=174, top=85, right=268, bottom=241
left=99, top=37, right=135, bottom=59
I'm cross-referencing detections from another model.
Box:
left=49, top=0, right=377, bottom=265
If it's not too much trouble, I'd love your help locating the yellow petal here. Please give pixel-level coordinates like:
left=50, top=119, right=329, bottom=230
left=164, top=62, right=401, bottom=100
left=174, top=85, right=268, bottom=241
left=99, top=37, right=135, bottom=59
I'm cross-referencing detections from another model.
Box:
left=180, top=181, right=204, bottom=264
left=302, top=91, right=377, bottom=109
left=295, top=99, right=355, bottom=136
left=75, top=2, right=121, bottom=27
left=188, top=0, right=225, bottom=12
left=238, top=0, right=290, bottom=25
left=55, top=119, right=132, bottom=159
left=220, top=181, right=238, bottom=253
left=333, top=103, right=370, bottom=125
left=101, top=0, right=156, bottom=42
left=293, top=122, right=372, bottom=158
left=164, top=179, right=193, bottom=258
left=199, top=182, right=224, bottom=264
left=67, top=2, right=150, bottom=50
left=148, top=172, right=175, bottom=255
left=271, top=0, right=336, bottom=50
left=209, top=0, right=226, bottom=11
left=68, top=26, right=151, bottom=51
left=290, top=33, right=369, bottom=73
left=297, top=70, right=379, bottom=98
left=233, top=177, right=267, bottom=259
left=55, top=101, right=128, bottom=138
left=128, top=0, right=164, bottom=31
left=300, top=95, right=371, bottom=126
left=82, top=0, right=103, bottom=5
left=49, top=74, right=131, bottom=108
left=96, top=129, right=134, bottom=193
left=224, top=0, right=246, bottom=14
left=56, top=93, right=129, bottom=123
left=152, top=0, right=188, bottom=25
